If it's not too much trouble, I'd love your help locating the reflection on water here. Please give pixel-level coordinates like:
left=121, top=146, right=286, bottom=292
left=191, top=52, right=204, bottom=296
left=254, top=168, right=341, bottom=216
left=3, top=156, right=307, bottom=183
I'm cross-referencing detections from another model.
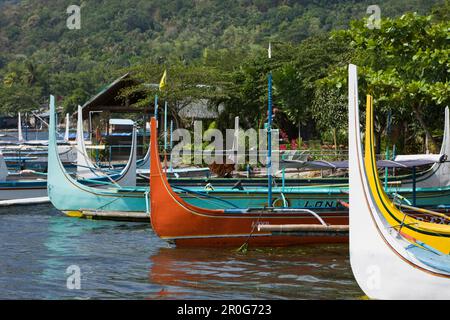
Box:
left=0, top=204, right=362, bottom=299
left=148, top=246, right=361, bottom=299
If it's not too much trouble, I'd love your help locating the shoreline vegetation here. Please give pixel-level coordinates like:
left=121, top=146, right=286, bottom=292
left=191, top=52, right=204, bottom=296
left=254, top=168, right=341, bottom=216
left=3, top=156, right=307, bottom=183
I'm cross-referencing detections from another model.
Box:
left=0, top=0, right=448, bottom=155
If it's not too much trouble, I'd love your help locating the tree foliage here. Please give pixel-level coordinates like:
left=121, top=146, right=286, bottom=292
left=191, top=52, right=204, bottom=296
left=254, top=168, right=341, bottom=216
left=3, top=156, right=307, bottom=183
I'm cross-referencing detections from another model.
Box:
left=316, top=8, right=449, bottom=152
left=0, top=0, right=447, bottom=155
left=0, top=0, right=439, bottom=115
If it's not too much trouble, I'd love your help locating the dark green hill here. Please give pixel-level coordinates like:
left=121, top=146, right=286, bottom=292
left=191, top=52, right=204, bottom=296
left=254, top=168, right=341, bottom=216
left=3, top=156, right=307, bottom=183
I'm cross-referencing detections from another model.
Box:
left=0, top=0, right=442, bottom=113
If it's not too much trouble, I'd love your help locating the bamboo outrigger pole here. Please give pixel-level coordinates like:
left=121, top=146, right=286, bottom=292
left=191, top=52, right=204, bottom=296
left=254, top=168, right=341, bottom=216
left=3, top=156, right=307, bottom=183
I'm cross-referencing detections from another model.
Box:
left=257, top=224, right=349, bottom=233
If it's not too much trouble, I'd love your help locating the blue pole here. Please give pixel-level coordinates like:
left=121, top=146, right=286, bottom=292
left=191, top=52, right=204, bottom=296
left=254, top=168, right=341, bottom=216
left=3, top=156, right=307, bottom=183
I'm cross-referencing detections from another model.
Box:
left=164, top=101, right=168, bottom=150
left=267, top=72, right=273, bottom=207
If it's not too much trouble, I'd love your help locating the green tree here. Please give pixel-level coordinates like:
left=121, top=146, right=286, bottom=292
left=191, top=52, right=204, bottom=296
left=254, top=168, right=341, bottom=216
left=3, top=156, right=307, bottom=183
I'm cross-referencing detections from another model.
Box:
left=316, top=11, right=449, bottom=153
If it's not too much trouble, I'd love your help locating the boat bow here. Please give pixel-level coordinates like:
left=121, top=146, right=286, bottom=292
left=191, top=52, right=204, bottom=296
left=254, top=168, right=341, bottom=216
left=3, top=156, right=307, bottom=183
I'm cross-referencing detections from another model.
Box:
left=348, top=64, right=450, bottom=300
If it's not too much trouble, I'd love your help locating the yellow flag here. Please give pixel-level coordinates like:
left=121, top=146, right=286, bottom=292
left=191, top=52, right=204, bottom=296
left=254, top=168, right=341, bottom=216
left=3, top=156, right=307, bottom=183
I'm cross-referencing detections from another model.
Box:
left=159, top=69, right=167, bottom=91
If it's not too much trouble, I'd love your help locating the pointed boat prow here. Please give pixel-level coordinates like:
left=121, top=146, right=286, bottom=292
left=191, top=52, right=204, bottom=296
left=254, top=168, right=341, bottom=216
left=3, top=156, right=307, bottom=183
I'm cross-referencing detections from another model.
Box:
left=348, top=64, right=450, bottom=300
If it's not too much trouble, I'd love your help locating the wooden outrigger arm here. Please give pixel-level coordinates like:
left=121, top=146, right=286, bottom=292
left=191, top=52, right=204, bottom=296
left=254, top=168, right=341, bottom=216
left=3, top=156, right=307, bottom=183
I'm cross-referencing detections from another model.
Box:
left=257, top=224, right=349, bottom=232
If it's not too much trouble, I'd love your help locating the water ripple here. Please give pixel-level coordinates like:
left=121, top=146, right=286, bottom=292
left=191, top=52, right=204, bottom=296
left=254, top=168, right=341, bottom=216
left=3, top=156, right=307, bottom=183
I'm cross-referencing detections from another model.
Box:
left=0, top=204, right=362, bottom=299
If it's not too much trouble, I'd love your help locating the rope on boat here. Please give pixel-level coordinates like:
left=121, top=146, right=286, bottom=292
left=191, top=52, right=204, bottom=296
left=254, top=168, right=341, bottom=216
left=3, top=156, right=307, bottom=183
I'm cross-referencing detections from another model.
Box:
left=95, top=196, right=121, bottom=211
left=171, top=185, right=240, bottom=209
left=24, top=166, right=121, bottom=187
left=70, top=141, right=125, bottom=187
left=31, top=112, right=66, bottom=140
left=393, top=193, right=409, bottom=234
left=72, top=163, right=122, bottom=188
left=392, top=192, right=412, bottom=206
left=236, top=173, right=286, bottom=253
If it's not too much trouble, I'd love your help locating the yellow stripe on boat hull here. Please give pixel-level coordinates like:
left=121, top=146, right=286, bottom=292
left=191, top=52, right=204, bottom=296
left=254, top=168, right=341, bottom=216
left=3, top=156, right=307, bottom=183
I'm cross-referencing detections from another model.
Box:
left=364, top=95, right=450, bottom=254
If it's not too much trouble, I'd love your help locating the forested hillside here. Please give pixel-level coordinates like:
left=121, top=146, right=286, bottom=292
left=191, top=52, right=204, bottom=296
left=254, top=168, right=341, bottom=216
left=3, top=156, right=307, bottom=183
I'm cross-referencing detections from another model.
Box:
left=0, top=0, right=441, bottom=113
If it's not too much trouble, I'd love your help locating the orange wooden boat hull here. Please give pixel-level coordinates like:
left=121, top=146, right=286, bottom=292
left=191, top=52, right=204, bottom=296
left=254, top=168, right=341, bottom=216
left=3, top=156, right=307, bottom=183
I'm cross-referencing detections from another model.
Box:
left=150, top=118, right=348, bottom=247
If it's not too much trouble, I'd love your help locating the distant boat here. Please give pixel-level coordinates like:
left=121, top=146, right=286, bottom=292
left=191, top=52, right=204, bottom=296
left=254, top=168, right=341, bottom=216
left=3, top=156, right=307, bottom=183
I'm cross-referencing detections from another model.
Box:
left=0, top=102, right=137, bottom=201
left=73, top=104, right=210, bottom=180
left=0, top=150, right=48, bottom=200
left=0, top=112, right=76, bottom=171
left=348, top=64, right=449, bottom=299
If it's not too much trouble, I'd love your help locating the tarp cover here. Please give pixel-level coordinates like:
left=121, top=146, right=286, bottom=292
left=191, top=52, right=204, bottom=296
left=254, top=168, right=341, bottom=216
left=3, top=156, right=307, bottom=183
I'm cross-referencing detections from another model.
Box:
left=280, top=159, right=440, bottom=170
left=394, top=154, right=446, bottom=162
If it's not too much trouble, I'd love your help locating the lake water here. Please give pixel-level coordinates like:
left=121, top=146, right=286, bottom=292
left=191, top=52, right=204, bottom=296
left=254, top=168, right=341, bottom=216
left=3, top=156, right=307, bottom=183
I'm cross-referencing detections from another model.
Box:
left=0, top=204, right=363, bottom=299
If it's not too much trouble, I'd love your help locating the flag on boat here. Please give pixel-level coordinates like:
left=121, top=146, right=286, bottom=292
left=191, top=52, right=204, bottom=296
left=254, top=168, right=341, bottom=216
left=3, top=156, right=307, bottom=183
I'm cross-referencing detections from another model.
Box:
left=159, top=69, right=167, bottom=91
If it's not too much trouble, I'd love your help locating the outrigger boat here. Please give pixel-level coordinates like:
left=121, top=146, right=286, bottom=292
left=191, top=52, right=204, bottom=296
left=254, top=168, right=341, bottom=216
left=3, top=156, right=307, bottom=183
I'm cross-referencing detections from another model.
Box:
left=47, top=96, right=146, bottom=218
left=0, top=136, right=136, bottom=202
left=149, top=117, right=349, bottom=247
left=348, top=64, right=449, bottom=299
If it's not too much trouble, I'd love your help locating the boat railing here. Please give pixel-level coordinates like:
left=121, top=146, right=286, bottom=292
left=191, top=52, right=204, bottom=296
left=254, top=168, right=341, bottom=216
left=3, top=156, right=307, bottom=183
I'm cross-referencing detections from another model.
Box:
left=269, top=208, right=327, bottom=226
